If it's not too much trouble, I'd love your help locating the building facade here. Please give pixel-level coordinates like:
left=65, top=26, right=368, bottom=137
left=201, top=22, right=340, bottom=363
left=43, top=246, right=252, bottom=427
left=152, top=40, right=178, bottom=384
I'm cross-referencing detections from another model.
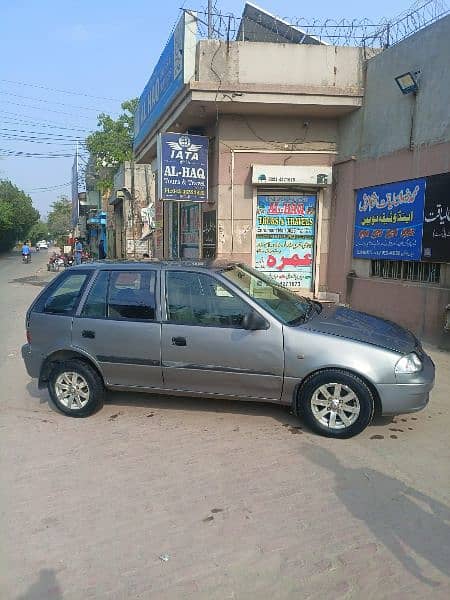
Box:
left=108, top=162, right=154, bottom=259
left=329, top=15, right=450, bottom=348
left=134, top=11, right=373, bottom=298
left=133, top=7, right=450, bottom=346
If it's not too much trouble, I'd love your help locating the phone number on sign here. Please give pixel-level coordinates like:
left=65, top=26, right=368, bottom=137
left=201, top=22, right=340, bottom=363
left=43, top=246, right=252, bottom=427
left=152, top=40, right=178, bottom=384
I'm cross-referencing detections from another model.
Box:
left=163, top=188, right=206, bottom=197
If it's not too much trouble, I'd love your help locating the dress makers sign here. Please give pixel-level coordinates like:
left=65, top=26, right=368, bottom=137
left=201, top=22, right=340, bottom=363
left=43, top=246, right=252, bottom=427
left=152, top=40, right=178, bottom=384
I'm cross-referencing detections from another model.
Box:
left=353, top=173, right=450, bottom=262
left=353, top=178, right=426, bottom=261
left=158, top=132, right=209, bottom=202
left=252, top=165, right=332, bottom=186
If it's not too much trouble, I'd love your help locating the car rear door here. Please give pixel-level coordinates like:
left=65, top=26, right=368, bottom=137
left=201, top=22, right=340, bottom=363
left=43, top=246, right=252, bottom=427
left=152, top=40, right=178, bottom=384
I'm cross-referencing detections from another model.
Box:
left=72, top=269, right=162, bottom=389
left=161, top=269, right=284, bottom=400
left=29, top=269, right=93, bottom=359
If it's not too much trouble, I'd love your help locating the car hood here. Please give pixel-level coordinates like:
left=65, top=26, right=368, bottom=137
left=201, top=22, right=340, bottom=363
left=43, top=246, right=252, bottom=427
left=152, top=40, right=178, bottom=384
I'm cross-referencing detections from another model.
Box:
left=302, top=305, right=417, bottom=354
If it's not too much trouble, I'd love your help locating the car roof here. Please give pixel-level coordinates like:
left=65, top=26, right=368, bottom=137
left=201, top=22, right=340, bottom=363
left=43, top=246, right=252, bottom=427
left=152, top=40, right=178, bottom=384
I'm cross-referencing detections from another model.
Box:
left=71, top=259, right=240, bottom=271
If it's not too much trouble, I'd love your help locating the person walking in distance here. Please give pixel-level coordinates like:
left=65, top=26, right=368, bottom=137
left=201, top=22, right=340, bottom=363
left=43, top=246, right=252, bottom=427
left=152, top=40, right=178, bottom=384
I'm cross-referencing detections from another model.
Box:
left=98, top=238, right=106, bottom=260
left=74, top=238, right=83, bottom=265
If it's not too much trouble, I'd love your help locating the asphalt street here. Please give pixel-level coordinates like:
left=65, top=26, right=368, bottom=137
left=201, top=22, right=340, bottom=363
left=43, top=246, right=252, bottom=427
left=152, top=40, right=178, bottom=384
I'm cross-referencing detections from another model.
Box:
left=1, top=249, right=450, bottom=599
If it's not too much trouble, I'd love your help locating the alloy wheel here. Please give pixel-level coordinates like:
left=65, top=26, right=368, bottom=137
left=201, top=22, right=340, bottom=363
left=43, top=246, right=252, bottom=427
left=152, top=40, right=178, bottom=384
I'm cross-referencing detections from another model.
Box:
left=310, top=383, right=360, bottom=430
left=54, top=371, right=90, bottom=410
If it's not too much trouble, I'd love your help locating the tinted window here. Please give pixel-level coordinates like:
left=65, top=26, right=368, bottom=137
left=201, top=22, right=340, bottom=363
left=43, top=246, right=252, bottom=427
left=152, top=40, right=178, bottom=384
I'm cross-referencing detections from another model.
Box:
left=166, top=271, right=249, bottom=327
left=108, top=270, right=156, bottom=320
left=81, top=271, right=108, bottom=318
left=43, top=272, right=90, bottom=315
left=222, top=265, right=311, bottom=325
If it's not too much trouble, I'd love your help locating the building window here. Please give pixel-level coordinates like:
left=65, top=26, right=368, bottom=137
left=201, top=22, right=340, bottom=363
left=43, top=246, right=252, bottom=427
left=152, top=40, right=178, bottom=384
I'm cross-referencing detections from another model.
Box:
left=371, top=260, right=441, bottom=283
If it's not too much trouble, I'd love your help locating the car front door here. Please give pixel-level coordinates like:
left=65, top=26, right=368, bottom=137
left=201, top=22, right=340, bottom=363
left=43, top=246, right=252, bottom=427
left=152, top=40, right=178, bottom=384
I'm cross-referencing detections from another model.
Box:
left=72, top=269, right=162, bottom=389
left=161, top=270, right=284, bottom=400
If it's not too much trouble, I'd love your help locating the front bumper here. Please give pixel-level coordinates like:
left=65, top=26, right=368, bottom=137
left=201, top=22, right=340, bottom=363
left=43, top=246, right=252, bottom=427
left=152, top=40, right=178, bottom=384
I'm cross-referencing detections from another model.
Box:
left=376, top=353, right=435, bottom=415
left=21, top=344, right=42, bottom=379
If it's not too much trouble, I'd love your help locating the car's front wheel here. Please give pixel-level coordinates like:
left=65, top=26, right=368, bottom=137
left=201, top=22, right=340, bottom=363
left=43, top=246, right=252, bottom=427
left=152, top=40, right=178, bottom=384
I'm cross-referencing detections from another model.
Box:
left=48, top=359, right=104, bottom=417
left=298, top=369, right=374, bottom=438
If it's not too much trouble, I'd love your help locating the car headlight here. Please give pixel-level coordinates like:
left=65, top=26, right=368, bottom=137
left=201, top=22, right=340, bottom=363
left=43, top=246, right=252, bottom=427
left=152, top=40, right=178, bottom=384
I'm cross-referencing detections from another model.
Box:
left=395, top=352, right=423, bottom=374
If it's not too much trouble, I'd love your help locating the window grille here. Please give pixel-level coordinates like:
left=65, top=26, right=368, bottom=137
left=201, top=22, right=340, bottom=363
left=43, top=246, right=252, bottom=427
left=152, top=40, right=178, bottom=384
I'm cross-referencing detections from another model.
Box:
left=370, top=260, right=440, bottom=283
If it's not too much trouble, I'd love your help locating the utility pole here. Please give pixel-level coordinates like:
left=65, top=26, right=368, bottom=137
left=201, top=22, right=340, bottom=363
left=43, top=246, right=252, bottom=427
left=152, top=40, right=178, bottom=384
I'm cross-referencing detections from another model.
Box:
left=208, top=0, right=213, bottom=38
left=131, top=159, right=136, bottom=259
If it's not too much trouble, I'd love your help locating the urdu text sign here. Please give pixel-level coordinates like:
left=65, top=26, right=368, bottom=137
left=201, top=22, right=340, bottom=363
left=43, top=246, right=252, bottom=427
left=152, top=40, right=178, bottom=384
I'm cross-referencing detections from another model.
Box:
left=353, top=178, right=426, bottom=261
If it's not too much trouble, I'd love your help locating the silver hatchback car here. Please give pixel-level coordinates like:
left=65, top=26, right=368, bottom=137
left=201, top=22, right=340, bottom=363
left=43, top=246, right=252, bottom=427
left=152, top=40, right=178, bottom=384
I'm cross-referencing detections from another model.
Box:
left=22, top=261, right=435, bottom=438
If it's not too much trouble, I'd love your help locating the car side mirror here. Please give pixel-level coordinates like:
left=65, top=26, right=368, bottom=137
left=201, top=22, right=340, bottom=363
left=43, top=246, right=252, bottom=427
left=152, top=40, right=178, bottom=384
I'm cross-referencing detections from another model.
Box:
left=242, top=310, right=268, bottom=331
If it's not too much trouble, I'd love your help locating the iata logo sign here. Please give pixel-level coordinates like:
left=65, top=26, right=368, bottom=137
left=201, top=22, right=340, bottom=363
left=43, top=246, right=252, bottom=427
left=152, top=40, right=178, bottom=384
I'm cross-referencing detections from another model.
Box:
left=159, top=132, right=209, bottom=202
left=166, top=134, right=203, bottom=162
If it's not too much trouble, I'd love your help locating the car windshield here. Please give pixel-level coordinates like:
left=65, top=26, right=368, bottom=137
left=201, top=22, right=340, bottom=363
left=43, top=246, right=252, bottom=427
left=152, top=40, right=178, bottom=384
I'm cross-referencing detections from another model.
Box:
left=221, top=264, right=316, bottom=325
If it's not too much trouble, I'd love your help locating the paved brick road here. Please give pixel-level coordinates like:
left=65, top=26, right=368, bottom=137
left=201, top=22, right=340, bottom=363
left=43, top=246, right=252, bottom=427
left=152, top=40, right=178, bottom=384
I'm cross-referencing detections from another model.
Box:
left=1, top=251, right=449, bottom=599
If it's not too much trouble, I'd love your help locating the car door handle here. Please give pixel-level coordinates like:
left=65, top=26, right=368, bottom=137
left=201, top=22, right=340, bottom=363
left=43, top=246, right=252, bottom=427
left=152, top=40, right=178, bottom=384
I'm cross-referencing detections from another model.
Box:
left=172, top=336, right=187, bottom=346
left=82, top=330, right=96, bottom=339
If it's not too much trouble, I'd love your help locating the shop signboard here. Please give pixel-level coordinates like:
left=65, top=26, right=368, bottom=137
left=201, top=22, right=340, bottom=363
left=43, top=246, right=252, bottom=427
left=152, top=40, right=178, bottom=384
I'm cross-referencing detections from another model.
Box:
left=134, top=12, right=197, bottom=149
left=255, top=195, right=316, bottom=289
left=353, top=178, right=426, bottom=261
left=252, top=164, right=332, bottom=186
left=158, top=132, right=209, bottom=202
left=422, top=172, right=450, bottom=262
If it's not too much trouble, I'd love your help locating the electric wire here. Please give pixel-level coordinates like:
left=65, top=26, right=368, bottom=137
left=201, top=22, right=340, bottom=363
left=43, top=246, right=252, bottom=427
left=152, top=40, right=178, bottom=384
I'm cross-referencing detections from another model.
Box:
left=0, top=100, right=94, bottom=119
left=0, top=78, right=121, bottom=102
left=0, top=90, right=110, bottom=112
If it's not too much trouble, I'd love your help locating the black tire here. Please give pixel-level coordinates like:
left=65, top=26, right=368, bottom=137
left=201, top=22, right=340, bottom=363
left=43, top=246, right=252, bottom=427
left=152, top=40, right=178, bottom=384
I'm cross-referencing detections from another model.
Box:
left=48, top=359, right=104, bottom=417
left=298, top=369, right=374, bottom=439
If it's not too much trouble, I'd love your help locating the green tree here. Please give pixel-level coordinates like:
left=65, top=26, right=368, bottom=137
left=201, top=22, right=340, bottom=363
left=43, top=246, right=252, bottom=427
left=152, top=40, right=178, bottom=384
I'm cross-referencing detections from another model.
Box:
left=85, top=98, right=138, bottom=192
left=27, top=221, right=49, bottom=246
left=47, top=196, right=72, bottom=248
left=0, top=180, right=40, bottom=252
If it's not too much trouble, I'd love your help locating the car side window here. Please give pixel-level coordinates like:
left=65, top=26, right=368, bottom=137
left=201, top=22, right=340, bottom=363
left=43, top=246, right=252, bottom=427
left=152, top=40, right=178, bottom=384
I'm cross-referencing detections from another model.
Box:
left=166, top=271, right=250, bottom=327
left=42, top=272, right=90, bottom=315
left=81, top=271, right=108, bottom=318
left=108, top=270, right=156, bottom=320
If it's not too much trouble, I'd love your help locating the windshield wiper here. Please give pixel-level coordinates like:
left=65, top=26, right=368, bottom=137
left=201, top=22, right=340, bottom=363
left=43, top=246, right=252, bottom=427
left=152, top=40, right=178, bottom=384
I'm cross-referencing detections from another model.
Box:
left=288, top=314, right=308, bottom=326
left=287, top=299, right=316, bottom=326
left=312, top=300, right=323, bottom=314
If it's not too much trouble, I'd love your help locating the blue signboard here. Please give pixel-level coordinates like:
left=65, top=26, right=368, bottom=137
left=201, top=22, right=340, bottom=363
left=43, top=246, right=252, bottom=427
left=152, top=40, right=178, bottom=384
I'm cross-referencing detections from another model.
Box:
left=158, top=132, right=209, bottom=202
left=353, top=178, right=426, bottom=261
left=134, top=13, right=196, bottom=149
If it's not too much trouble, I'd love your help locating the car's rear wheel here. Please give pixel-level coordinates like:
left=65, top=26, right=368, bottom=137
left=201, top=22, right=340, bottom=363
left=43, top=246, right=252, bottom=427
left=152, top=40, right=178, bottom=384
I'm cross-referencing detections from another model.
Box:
left=298, top=369, right=374, bottom=438
left=48, top=359, right=104, bottom=417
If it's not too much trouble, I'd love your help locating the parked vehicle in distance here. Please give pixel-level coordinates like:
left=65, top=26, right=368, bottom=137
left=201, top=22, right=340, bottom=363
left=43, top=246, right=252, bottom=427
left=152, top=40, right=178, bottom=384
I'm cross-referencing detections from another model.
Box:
left=21, top=261, right=435, bottom=438
left=37, top=240, right=49, bottom=250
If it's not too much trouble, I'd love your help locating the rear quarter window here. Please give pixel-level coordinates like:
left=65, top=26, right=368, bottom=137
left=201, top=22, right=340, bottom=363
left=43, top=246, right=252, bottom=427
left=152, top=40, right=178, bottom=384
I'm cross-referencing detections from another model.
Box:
left=34, top=270, right=91, bottom=315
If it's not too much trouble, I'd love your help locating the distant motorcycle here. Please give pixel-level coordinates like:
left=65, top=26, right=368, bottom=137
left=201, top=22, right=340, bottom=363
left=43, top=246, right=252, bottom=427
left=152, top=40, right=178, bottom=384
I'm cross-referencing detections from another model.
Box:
left=22, top=254, right=31, bottom=264
left=47, top=253, right=65, bottom=271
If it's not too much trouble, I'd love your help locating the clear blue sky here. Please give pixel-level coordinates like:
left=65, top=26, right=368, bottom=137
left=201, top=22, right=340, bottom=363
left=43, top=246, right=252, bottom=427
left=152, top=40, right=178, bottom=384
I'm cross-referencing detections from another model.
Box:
left=0, top=0, right=416, bottom=217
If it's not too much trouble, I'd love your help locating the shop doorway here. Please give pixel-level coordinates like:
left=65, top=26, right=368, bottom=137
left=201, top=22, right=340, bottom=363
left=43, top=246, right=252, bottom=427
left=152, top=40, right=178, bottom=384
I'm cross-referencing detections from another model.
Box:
left=255, top=193, right=317, bottom=291
left=170, top=203, right=201, bottom=259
